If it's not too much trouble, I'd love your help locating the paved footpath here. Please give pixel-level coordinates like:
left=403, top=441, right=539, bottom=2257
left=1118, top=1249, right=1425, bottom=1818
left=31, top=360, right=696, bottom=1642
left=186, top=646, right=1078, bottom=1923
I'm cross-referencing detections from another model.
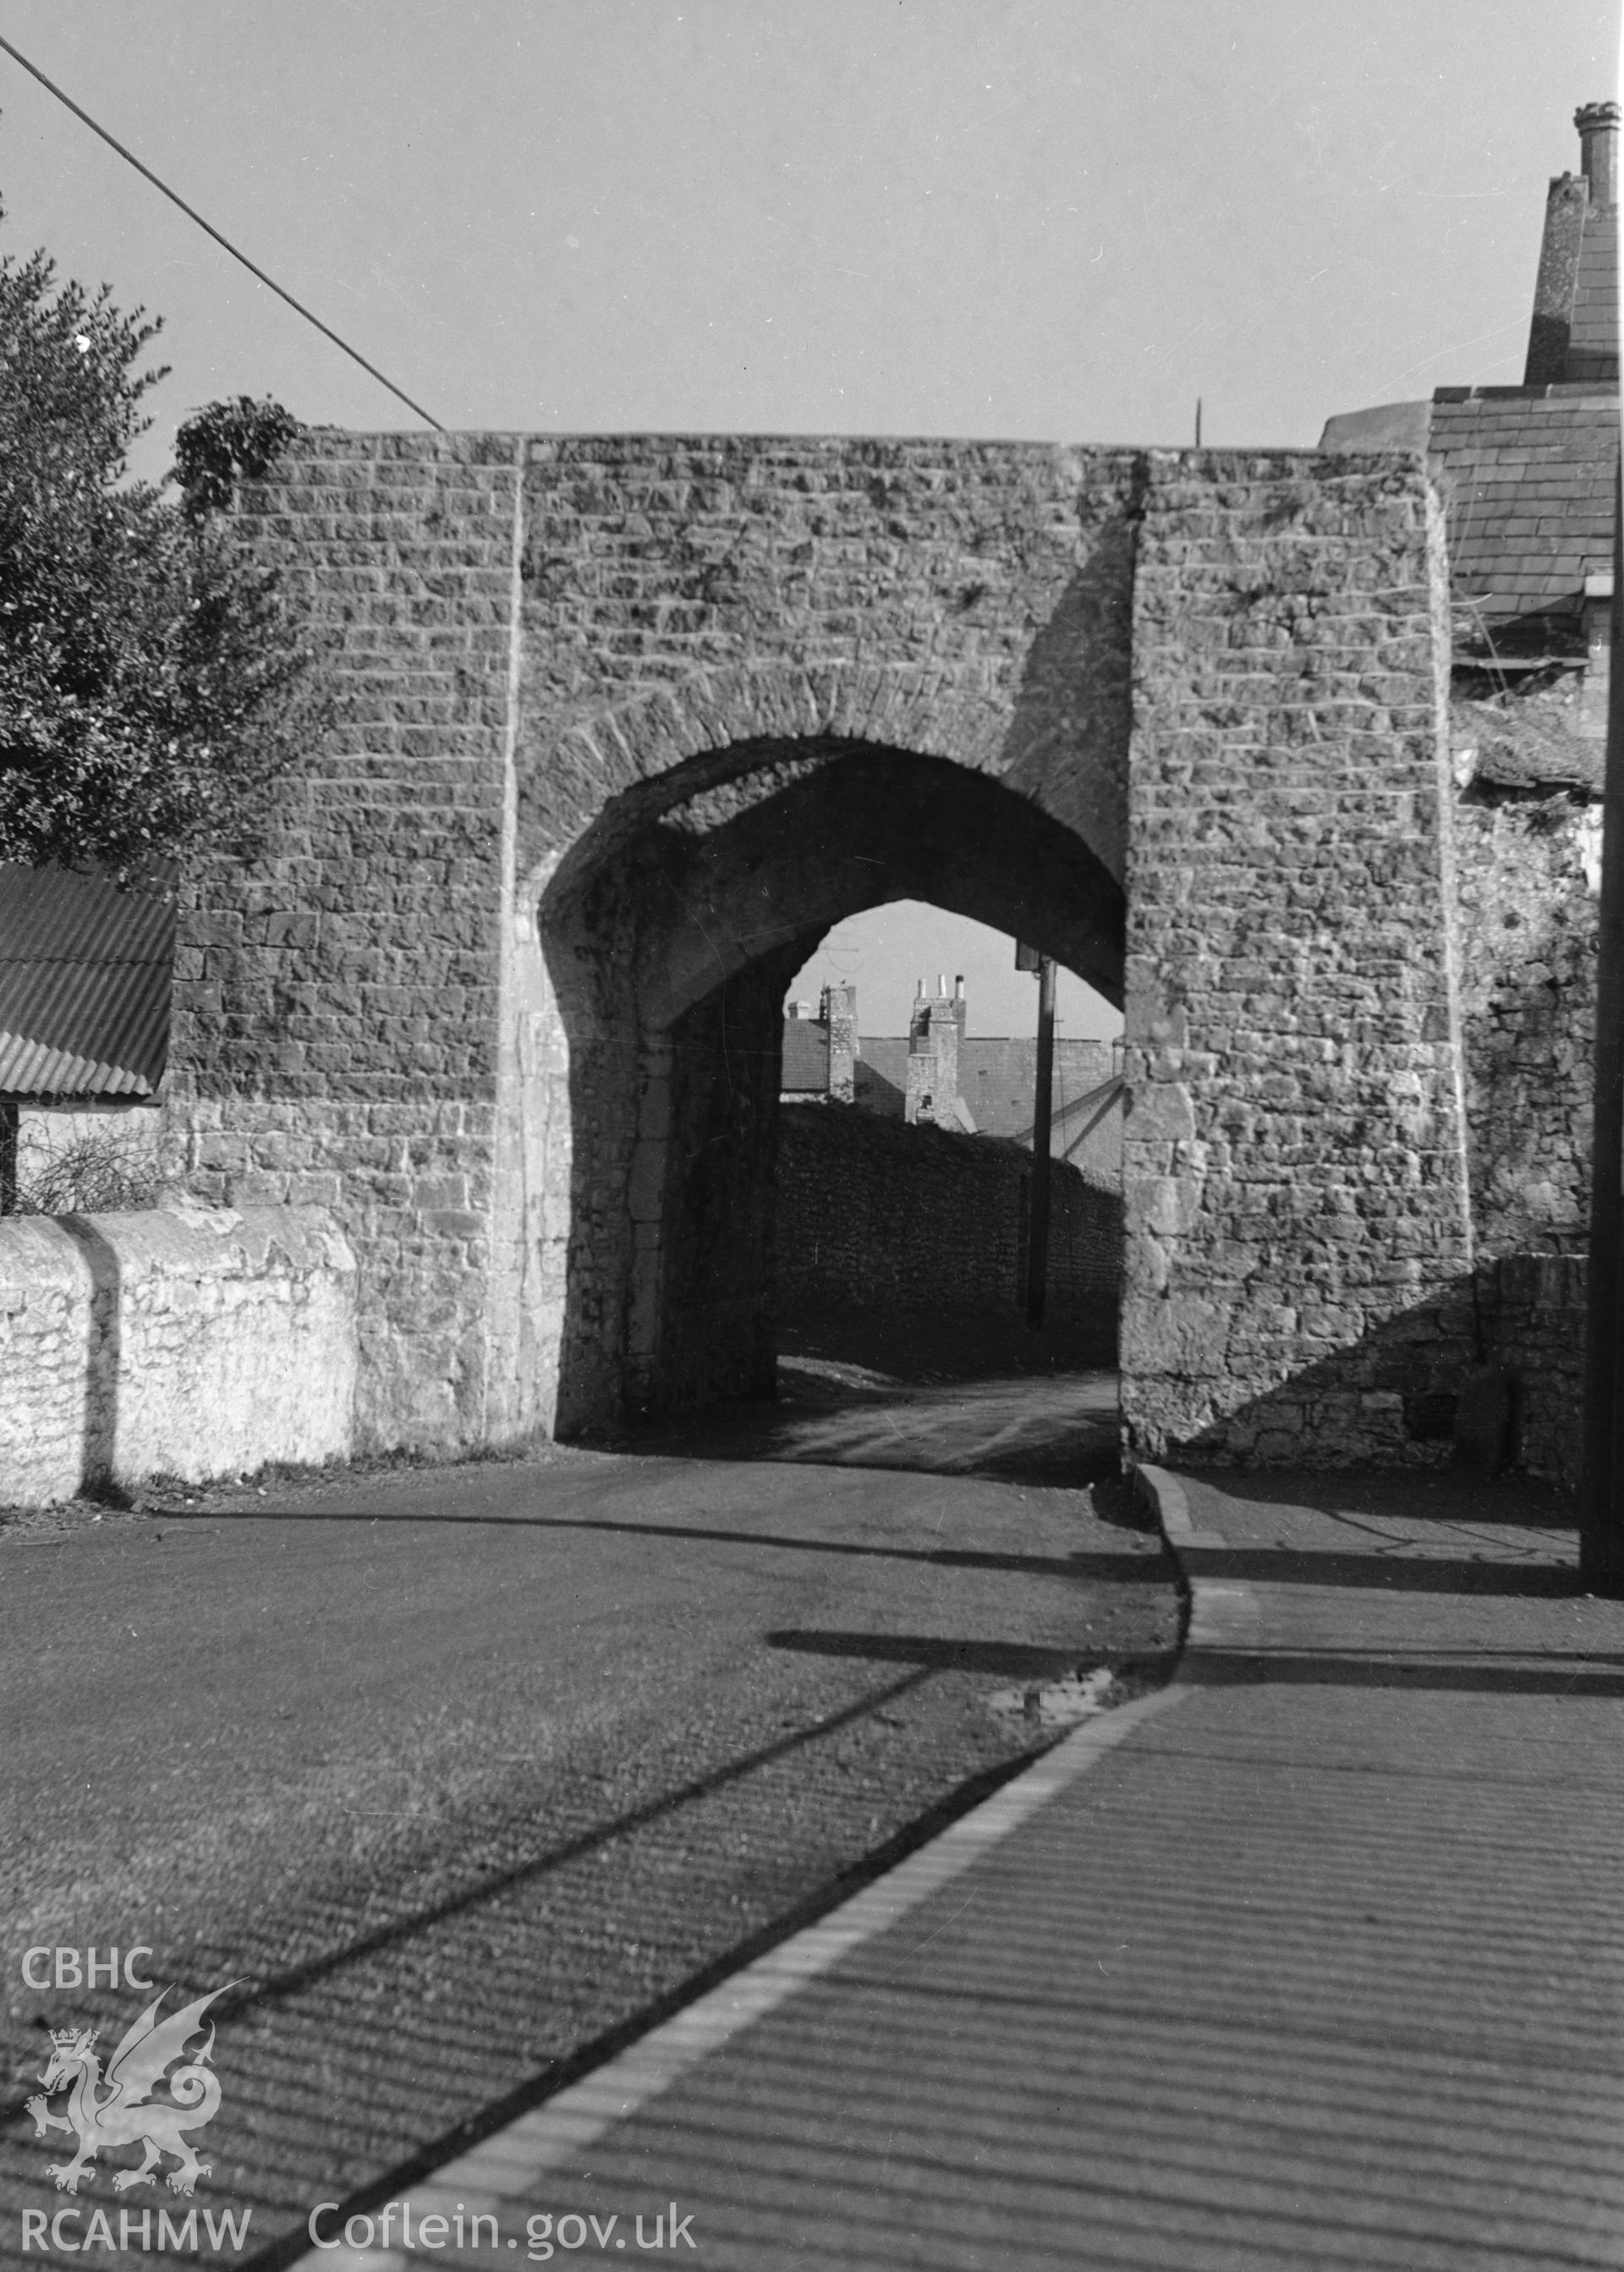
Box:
left=296, top=1466, right=1624, bottom=2272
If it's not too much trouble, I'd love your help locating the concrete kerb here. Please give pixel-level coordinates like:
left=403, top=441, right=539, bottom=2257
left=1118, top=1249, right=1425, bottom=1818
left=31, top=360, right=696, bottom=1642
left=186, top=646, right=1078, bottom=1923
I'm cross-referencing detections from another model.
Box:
left=1129, top=1457, right=1262, bottom=1652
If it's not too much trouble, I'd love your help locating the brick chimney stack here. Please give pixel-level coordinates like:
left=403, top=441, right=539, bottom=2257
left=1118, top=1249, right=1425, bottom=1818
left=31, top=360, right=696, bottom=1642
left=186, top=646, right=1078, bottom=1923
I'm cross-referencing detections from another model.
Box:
left=1577, top=99, right=1620, bottom=206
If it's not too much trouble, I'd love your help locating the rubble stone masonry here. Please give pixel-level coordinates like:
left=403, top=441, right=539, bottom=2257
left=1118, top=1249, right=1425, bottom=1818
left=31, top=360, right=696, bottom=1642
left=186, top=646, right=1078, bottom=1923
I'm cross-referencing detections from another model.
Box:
left=1452, top=792, right=1598, bottom=1256
left=162, top=437, right=522, bottom=1448
left=0, top=1204, right=354, bottom=1503
left=147, top=433, right=1564, bottom=1473
left=1122, top=456, right=1474, bottom=1463
left=776, top=1102, right=1122, bottom=1335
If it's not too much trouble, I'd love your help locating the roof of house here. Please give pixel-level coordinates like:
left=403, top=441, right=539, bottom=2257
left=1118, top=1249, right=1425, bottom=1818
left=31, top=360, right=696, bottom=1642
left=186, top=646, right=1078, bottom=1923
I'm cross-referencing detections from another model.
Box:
left=853, top=1056, right=906, bottom=1117
left=1320, top=113, right=1619, bottom=635
left=1428, top=384, right=1619, bottom=625
left=1318, top=399, right=1432, bottom=454
left=780, top=1017, right=831, bottom=1094
left=0, top=864, right=175, bottom=1098
left=784, top=1020, right=1124, bottom=1185
left=852, top=1031, right=1118, bottom=1134
left=955, top=1038, right=1116, bottom=1140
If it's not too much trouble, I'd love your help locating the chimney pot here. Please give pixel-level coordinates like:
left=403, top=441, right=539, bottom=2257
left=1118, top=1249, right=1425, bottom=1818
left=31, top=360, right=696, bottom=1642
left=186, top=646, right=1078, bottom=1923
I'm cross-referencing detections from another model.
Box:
left=1577, top=100, right=1620, bottom=205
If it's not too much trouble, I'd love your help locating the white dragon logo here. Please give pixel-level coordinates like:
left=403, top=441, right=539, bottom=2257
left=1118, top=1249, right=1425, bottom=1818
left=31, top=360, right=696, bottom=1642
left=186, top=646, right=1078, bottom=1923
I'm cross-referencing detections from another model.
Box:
left=25, top=1984, right=235, bottom=2198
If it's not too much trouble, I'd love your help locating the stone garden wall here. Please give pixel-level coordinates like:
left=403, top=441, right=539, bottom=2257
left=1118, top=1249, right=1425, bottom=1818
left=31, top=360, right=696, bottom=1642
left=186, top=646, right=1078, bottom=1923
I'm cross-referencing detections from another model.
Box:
left=776, top=1102, right=1122, bottom=1335
left=0, top=1205, right=355, bottom=1505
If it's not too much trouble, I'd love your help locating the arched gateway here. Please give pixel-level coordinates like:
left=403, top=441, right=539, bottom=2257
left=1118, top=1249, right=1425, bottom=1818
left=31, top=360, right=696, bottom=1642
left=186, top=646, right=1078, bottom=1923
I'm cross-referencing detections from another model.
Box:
left=162, top=435, right=1473, bottom=1469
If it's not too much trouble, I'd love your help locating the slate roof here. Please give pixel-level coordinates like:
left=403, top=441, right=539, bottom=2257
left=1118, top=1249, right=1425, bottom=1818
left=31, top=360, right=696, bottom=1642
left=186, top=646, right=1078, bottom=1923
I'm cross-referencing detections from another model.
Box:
left=835, top=1034, right=1122, bottom=1183
left=1320, top=118, right=1618, bottom=639
left=853, top=1054, right=906, bottom=1117
left=1429, top=385, right=1618, bottom=626
left=780, top=1017, right=830, bottom=1094
left=956, top=1038, right=1116, bottom=1142
left=851, top=1037, right=906, bottom=1114
left=0, top=865, right=174, bottom=1098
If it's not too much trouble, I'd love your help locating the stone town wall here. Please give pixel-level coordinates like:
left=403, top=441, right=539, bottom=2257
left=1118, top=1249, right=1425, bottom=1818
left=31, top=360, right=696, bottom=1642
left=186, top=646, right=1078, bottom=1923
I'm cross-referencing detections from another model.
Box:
left=167, top=436, right=1487, bottom=1468
left=167, top=432, right=1142, bottom=1448
left=0, top=1205, right=355, bottom=1506
left=1122, top=455, right=1477, bottom=1466
left=1451, top=792, right=1599, bottom=1256
left=776, top=1102, right=1122, bottom=1331
left=516, top=436, right=1142, bottom=1427
left=160, top=436, right=524, bottom=1452
left=513, top=436, right=1142, bottom=884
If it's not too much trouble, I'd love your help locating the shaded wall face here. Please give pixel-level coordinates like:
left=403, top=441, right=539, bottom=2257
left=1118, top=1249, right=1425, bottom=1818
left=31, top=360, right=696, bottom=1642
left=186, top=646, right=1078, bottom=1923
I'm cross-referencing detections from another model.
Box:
left=1451, top=794, right=1597, bottom=1257
left=638, top=959, right=791, bottom=1415
left=539, top=743, right=1127, bottom=1427
left=776, top=1104, right=1122, bottom=1337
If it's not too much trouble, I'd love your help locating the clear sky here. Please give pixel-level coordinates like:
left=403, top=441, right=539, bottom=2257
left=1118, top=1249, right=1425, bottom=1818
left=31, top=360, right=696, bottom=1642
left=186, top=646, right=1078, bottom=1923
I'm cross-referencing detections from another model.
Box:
left=0, top=1, right=1614, bottom=1035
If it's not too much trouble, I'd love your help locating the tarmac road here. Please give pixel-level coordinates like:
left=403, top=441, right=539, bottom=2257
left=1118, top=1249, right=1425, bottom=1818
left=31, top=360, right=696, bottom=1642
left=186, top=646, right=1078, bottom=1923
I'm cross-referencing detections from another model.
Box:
left=1, top=1383, right=1176, bottom=2264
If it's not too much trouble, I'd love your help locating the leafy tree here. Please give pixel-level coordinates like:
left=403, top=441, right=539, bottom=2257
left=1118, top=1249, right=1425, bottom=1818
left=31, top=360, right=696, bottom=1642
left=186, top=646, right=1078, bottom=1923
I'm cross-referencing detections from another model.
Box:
left=0, top=229, right=319, bottom=888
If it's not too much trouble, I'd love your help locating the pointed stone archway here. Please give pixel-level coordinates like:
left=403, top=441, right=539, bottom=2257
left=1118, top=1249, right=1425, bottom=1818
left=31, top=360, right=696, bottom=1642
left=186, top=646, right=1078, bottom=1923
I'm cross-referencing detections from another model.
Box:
left=166, top=434, right=1474, bottom=1469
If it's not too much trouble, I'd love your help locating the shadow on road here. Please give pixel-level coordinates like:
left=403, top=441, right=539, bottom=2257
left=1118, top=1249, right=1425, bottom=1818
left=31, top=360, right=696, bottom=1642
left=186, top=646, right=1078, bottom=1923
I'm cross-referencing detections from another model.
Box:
left=766, top=1627, right=1140, bottom=1678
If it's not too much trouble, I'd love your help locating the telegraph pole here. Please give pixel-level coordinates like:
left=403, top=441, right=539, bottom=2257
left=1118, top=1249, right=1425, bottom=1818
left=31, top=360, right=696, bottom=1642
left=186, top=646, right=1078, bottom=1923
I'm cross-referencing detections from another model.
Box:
left=1026, top=953, right=1056, bottom=1328
left=1582, top=466, right=1624, bottom=1591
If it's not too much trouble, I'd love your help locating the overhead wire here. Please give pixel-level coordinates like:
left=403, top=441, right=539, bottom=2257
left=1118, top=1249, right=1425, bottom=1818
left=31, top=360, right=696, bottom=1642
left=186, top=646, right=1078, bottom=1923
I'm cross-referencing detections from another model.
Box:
left=0, top=30, right=444, bottom=430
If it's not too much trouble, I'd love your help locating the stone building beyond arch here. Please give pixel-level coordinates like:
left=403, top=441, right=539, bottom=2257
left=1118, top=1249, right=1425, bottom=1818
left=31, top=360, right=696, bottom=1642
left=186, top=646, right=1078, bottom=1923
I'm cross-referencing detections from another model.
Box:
left=163, top=432, right=1479, bottom=1470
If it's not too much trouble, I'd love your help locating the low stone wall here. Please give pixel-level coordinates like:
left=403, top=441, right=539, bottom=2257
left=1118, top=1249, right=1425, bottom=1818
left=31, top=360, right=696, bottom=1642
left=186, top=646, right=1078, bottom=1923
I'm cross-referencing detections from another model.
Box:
left=0, top=1205, right=357, bottom=1506
left=776, top=1103, right=1122, bottom=1329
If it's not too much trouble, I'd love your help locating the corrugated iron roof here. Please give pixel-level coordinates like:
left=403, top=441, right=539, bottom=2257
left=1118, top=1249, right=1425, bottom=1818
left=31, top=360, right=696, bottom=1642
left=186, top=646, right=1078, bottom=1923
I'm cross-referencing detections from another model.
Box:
left=0, top=864, right=174, bottom=1098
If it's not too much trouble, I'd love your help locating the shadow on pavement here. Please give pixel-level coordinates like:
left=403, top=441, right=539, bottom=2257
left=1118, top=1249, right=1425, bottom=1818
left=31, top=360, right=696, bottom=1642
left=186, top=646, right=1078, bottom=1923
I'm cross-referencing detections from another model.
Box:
left=1188, top=1464, right=1577, bottom=1530
left=1182, top=1646, right=1624, bottom=1698
left=1179, top=1545, right=1588, bottom=1597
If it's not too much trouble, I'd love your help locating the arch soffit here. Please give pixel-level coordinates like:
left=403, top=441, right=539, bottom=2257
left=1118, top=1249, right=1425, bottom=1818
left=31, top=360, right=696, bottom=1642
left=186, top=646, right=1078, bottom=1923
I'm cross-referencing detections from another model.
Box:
left=518, top=658, right=1128, bottom=899
left=529, top=740, right=1126, bottom=1037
